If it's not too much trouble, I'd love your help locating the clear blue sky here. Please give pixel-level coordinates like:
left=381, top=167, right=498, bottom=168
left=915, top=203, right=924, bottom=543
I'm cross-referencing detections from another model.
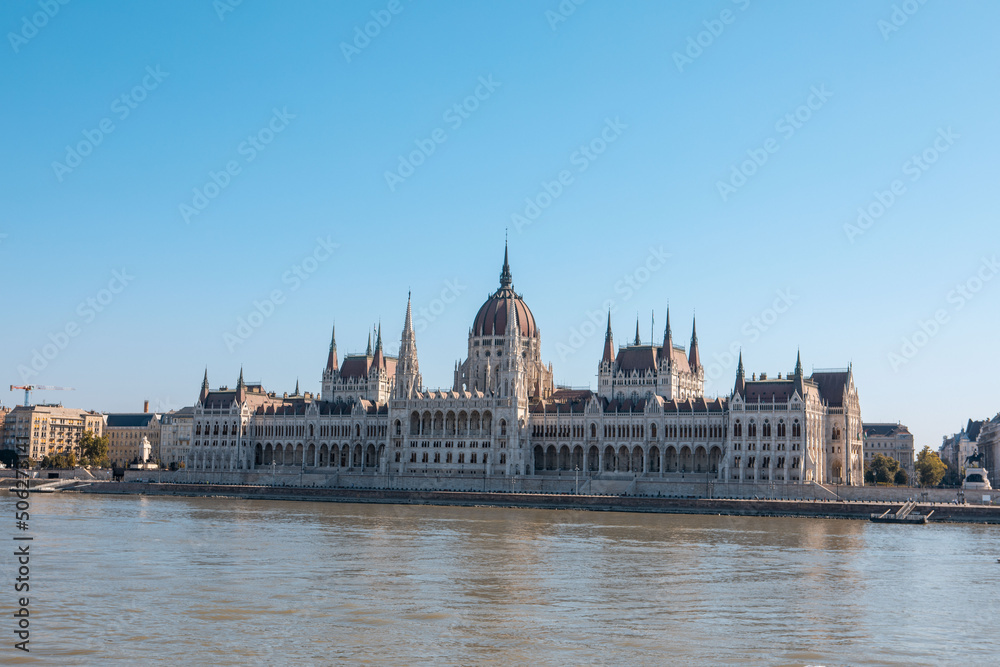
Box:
left=2, top=1, right=998, bottom=452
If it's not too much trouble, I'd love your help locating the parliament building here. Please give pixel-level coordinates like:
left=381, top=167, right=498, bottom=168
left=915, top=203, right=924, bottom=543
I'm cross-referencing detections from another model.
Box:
left=188, top=245, right=864, bottom=487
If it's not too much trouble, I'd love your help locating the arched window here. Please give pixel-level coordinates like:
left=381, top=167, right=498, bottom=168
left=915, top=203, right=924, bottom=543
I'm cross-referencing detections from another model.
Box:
left=777, top=420, right=786, bottom=437
left=500, top=420, right=507, bottom=436
left=651, top=423, right=657, bottom=439
left=792, top=420, right=801, bottom=437
left=748, top=420, right=757, bottom=437
left=762, top=420, right=771, bottom=437
left=733, top=420, right=742, bottom=437
left=590, top=423, right=597, bottom=438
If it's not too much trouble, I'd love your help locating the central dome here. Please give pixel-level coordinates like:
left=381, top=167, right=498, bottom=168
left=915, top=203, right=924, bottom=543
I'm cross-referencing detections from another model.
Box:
left=471, top=246, right=538, bottom=338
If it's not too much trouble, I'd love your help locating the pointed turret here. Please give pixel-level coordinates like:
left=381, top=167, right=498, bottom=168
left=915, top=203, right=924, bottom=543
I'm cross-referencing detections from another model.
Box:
left=366, top=332, right=372, bottom=356
left=403, top=291, right=414, bottom=334
left=734, top=350, right=745, bottom=395
left=634, top=316, right=641, bottom=346
left=499, top=239, right=513, bottom=289
left=662, top=306, right=673, bottom=362
left=688, top=315, right=701, bottom=369
left=199, top=368, right=210, bottom=404
left=236, top=367, right=246, bottom=403
left=372, top=323, right=385, bottom=369
left=602, top=311, right=615, bottom=365
left=326, top=325, right=338, bottom=372
left=793, top=349, right=805, bottom=396
left=294, top=378, right=300, bottom=396
left=396, top=292, right=422, bottom=398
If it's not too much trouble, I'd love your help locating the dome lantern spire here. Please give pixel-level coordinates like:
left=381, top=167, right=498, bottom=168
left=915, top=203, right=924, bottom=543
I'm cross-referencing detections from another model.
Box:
left=499, top=238, right=513, bottom=289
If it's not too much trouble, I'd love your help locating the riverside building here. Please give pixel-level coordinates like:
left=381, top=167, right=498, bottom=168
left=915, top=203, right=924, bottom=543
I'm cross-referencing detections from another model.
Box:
left=186, top=245, right=864, bottom=488
left=1, top=404, right=105, bottom=460
left=863, top=422, right=915, bottom=479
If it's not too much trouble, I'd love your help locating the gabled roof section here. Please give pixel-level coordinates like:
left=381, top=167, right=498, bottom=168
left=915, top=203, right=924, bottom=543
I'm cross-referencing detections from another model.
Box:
left=810, top=371, right=849, bottom=407
left=615, top=345, right=658, bottom=373
left=743, top=380, right=797, bottom=403
left=967, top=419, right=986, bottom=442
left=863, top=423, right=910, bottom=437
left=105, top=413, right=158, bottom=428
left=340, top=355, right=373, bottom=380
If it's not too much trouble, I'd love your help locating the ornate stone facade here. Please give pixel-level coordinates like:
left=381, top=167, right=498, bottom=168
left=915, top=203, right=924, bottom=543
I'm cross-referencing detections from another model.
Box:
left=186, top=245, right=863, bottom=487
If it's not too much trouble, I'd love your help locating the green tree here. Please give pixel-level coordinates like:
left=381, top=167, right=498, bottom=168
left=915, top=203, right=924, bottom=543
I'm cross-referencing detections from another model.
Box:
left=868, top=454, right=900, bottom=485
left=894, top=468, right=909, bottom=486
left=915, top=446, right=947, bottom=487
left=941, top=461, right=963, bottom=487
left=79, top=431, right=110, bottom=468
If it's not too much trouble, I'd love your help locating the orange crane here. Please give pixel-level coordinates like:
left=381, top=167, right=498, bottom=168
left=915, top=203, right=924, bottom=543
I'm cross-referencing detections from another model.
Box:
left=9, top=385, right=75, bottom=407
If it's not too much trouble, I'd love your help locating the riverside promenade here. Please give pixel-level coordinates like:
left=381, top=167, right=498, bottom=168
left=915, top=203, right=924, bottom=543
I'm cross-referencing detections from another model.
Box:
left=72, top=481, right=1000, bottom=524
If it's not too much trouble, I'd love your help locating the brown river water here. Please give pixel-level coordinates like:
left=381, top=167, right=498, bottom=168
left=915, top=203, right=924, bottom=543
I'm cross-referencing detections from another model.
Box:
left=2, top=493, right=998, bottom=665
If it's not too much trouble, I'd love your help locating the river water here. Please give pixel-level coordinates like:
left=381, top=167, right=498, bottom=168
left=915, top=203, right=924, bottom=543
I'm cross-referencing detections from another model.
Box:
left=2, top=493, right=998, bottom=665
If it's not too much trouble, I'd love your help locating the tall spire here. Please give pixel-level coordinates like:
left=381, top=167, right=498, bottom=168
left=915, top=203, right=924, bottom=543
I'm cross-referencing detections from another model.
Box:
left=397, top=292, right=421, bottom=397
left=663, top=306, right=673, bottom=350
left=601, top=310, right=615, bottom=365
left=199, top=367, right=210, bottom=403
left=366, top=331, right=372, bottom=356
left=688, top=314, right=701, bottom=369
left=326, top=324, right=338, bottom=372
left=499, top=239, right=513, bottom=289
left=793, top=349, right=805, bottom=395
left=403, top=291, right=414, bottom=334
left=236, top=366, right=246, bottom=403
left=294, top=378, right=300, bottom=396
left=734, top=350, right=745, bottom=395
left=372, top=323, right=385, bottom=369
left=634, top=316, right=641, bottom=346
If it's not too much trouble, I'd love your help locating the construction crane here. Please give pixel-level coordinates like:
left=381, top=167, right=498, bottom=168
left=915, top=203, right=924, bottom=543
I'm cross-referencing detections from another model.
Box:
left=9, top=385, right=75, bottom=407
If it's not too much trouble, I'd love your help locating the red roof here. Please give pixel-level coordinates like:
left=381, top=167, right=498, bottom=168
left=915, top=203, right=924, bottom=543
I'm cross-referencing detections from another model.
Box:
left=472, top=287, right=537, bottom=338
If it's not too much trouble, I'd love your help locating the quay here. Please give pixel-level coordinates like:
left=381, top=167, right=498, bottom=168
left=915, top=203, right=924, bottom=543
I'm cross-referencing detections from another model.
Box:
left=63, top=481, right=1000, bottom=524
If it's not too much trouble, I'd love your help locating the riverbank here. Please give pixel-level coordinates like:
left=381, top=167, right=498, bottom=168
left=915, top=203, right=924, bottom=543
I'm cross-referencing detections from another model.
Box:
left=70, top=481, right=1000, bottom=524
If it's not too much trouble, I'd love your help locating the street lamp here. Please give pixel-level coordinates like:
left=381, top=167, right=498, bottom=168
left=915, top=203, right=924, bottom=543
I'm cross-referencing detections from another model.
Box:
left=574, top=465, right=579, bottom=495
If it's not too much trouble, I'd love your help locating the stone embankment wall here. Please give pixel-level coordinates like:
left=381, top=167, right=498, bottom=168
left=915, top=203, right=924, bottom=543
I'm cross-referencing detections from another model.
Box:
left=80, top=481, right=1000, bottom=524
left=118, top=469, right=995, bottom=505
